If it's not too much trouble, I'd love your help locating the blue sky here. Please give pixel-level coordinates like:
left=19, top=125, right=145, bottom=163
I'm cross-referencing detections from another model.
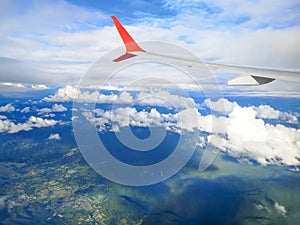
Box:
left=0, top=0, right=300, bottom=91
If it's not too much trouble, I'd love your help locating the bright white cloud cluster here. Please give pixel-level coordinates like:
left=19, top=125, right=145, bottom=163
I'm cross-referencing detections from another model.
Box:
left=0, top=116, right=58, bottom=134
left=221, top=106, right=300, bottom=166
left=136, top=90, right=198, bottom=109
left=44, top=86, right=199, bottom=110
left=83, top=108, right=180, bottom=133
left=274, top=202, right=287, bottom=217
left=202, top=99, right=299, bottom=166
left=31, top=84, right=48, bottom=90
left=204, top=98, right=298, bottom=124
left=48, top=86, right=299, bottom=167
left=44, top=86, right=119, bottom=103
left=38, top=103, right=68, bottom=114
left=255, top=105, right=298, bottom=124
left=52, top=104, right=67, bottom=112
left=0, top=103, right=15, bottom=112
left=81, top=96, right=300, bottom=167
left=204, top=98, right=238, bottom=115
left=48, top=133, right=61, bottom=141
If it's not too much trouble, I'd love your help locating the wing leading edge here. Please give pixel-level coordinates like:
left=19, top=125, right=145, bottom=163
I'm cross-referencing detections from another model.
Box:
left=111, top=16, right=300, bottom=86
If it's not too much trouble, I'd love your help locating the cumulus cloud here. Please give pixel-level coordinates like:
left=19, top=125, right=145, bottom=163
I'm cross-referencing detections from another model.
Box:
left=204, top=98, right=238, bottom=115
left=0, top=103, right=15, bottom=112
left=254, top=105, right=298, bottom=124
left=136, top=90, right=198, bottom=109
left=255, top=104, right=280, bottom=119
left=0, top=116, right=58, bottom=134
left=37, top=103, right=68, bottom=115
left=43, top=86, right=79, bottom=102
left=43, top=113, right=56, bottom=118
left=44, top=86, right=198, bottom=110
left=52, top=104, right=67, bottom=112
left=48, top=133, right=61, bottom=141
left=80, top=96, right=300, bottom=167
left=214, top=106, right=300, bottom=166
left=83, top=107, right=180, bottom=133
left=204, top=98, right=298, bottom=124
left=274, top=202, right=287, bottom=217
left=20, top=106, right=30, bottom=113
left=37, top=107, right=52, bottom=114
left=44, top=86, right=119, bottom=103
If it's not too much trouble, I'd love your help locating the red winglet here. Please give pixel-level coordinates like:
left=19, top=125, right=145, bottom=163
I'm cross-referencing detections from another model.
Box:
left=111, top=16, right=144, bottom=53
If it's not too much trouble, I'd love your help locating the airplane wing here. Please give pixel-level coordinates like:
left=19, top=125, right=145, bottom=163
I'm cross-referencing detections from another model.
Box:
left=111, top=16, right=300, bottom=86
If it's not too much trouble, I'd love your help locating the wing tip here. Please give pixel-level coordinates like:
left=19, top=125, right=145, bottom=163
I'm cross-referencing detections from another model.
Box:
left=111, top=16, right=144, bottom=54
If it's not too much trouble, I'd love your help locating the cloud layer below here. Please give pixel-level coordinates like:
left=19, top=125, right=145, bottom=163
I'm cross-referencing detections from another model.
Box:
left=1, top=85, right=299, bottom=168
left=53, top=85, right=300, bottom=167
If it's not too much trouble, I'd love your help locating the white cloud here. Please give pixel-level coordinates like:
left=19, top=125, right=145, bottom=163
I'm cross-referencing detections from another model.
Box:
left=52, top=104, right=67, bottom=112
left=43, top=113, right=55, bottom=118
left=279, top=112, right=298, bottom=124
left=274, top=202, right=287, bottom=217
left=0, top=82, right=49, bottom=92
left=255, top=104, right=280, bottom=119
left=0, top=116, right=58, bottom=134
left=0, top=1, right=107, bottom=83
left=44, top=86, right=79, bottom=102
left=83, top=107, right=180, bottom=133
left=20, top=106, right=30, bottom=113
left=215, top=106, right=300, bottom=166
left=86, top=85, right=123, bottom=91
left=118, top=91, right=134, bottom=104
left=37, top=103, right=68, bottom=115
left=0, top=103, right=15, bottom=112
left=254, top=105, right=298, bottom=124
left=136, top=90, right=198, bottom=109
left=31, top=84, right=48, bottom=90
left=204, top=99, right=299, bottom=124
left=37, top=107, right=52, bottom=114
left=48, top=133, right=61, bottom=141
left=71, top=116, right=78, bottom=121
left=44, top=85, right=117, bottom=103
left=204, top=98, right=238, bottom=115
left=28, top=116, right=58, bottom=128
left=177, top=107, right=199, bottom=132
left=198, top=114, right=227, bottom=134
left=45, top=86, right=201, bottom=115
left=80, top=96, right=300, bottom=167
left=0, top=195, right=8, bottom=208
left=1, top=82, right=25, bottom=88
left=201, top=103, right=300, bottom=167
